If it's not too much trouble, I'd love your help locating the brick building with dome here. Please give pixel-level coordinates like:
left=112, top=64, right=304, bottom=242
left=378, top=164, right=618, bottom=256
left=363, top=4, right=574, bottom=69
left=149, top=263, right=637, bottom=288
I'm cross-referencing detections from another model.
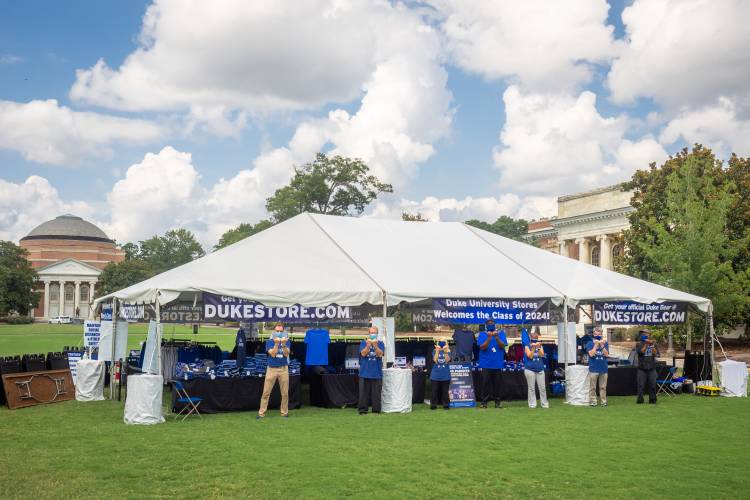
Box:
left=20, top=214, right=125, bottom=320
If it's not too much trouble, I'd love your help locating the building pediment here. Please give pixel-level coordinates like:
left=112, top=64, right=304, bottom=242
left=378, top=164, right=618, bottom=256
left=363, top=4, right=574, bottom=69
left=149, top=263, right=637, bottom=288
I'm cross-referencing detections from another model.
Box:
left=37, top=258, right=102, bottom=278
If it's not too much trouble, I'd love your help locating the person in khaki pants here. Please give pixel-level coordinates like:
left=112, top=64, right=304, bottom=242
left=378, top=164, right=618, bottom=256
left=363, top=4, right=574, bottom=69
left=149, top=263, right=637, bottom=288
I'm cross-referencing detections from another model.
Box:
left=257, top=323, right=291, bottom=419
left=586, top=326, right=609, bottom=407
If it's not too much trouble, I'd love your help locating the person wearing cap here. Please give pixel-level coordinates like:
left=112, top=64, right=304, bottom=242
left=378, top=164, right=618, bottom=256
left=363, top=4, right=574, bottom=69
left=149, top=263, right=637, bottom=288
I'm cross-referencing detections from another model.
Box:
left=430, top=337, right=452, bottom=410
left=477, top=319, right=507, bottom=409
left=358, top=327, right=385, bottom=414
left=523, top=327, right=548, bottom=408
left=257, top=323, right=291, bottom=419
left=586, top=326, right=609, bottom=407
left=635, top=329, right=660, bottom=404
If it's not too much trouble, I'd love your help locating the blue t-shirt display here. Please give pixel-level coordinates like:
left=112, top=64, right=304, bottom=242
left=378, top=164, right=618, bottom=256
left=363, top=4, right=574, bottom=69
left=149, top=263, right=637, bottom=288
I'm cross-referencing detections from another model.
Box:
left=525, top=343, right=545, bottom=372
left=304, top=329, right=330, bottom=366
left=265, top=338, right=290, bottom=367
left=586, top=340, right=609, bottom=373
left=359, top=340, right=385, bottom=379
left=452, top=329, right=475, bottom=358
left=477, top=331, right=507, bottom=369
left=430, top=349, right=451, bottom=381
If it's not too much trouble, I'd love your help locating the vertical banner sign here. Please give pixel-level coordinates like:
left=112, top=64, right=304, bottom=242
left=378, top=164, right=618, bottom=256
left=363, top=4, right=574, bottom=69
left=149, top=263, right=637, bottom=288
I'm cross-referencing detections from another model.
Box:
left=101, top=303, right=112, bottom=321
left=83, top=321, right=101, bottom=348
left=448, top=363, right=476, bottom=408
left=67, top=351, right=83, bottom=384
left=592, top=301, right=688, bottom=325
left=432, top=298, right=551, bottom=324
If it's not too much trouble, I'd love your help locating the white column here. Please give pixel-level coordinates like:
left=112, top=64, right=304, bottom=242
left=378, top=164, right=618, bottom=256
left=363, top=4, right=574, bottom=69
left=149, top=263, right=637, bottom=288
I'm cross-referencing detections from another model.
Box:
left=58, top=280, right=65, bottom=316
left=89, top=281, right=96, bottom=300
left=74, top=281, right=81, bottom=318
left=559, top=239, right=569, bottom=257
left=43, top=281, right=50, bottom=319
left=597, top=234, right=612, bottom=270
left=575, top=238, right=590, bottom=264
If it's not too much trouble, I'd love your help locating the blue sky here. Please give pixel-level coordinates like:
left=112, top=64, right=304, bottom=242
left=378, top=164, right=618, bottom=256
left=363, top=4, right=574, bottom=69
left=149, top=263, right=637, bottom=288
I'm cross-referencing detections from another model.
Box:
left=1, top=0, right=748, bottom=247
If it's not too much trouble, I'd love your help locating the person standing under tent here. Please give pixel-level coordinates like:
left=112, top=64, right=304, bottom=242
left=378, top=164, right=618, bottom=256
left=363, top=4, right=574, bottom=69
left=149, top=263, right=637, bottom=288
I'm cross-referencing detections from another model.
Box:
left=477, top=319, right=507, bottom=409
left=257, top=323, right=291, bottom=420
left=523, top=327, right=548, bottom=408
left=635, top=329, right=660, bottom=404
left=430, top=337, right=451, bottom=410
left=358, top=326, right=385, bottom=414
left=587, top=326, right=609, bottom=407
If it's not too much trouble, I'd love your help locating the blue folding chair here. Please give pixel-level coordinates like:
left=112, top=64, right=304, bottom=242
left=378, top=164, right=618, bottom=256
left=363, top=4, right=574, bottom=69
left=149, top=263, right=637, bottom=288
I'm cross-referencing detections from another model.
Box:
left=173, top=381, right=203, bottom=421
left=656, top=366, right=678, bottom=397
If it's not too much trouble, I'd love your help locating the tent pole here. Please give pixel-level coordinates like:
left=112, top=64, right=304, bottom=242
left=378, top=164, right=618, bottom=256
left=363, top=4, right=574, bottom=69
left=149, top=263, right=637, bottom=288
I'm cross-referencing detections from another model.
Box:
left=381, top=290, right=387, bottom=369
left=155, top=291, right=162, bottom=377
left=110, top=298, right=117, bottom=400
left=563, top=298, right=569, bottom=366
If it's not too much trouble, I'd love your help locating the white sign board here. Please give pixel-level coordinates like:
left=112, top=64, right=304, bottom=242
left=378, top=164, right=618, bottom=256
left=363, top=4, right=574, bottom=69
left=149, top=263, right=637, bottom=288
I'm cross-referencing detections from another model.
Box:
left=98, top=320, right=129, bottom=362
left=67, top=351, right=83, bottom=384
left=83, top=321, right=101, bottom=348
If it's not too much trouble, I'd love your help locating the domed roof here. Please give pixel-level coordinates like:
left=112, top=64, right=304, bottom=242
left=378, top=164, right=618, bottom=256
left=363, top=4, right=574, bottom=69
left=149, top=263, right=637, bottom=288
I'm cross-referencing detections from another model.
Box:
left=21, top=214, right=113, bottom=243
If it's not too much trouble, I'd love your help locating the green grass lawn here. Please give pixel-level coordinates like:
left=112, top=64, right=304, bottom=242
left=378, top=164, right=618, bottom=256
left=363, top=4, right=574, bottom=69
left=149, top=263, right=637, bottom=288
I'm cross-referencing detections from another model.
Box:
left=1, top=324, right=749, bottom=498
left=0, top=395, right=747, bottom=499
left=0, top=323, right=238, bottom=355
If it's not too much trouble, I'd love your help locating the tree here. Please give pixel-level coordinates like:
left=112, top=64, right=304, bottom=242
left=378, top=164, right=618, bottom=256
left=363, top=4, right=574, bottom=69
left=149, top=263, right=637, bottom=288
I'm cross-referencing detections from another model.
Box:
left=465, top=215, right=530, bottom=241
left=96, top=259, right=155, bottom=298
left=0, top=241, right=39, bottom=316
left=265, top=153, right=393, bottom=222
left=402, top=212, right=428, bottom=222
left=622, top=146, right=750, bottom=329
left=214, top=220, right=274, bottom=250
left=134, top=229, right=205, bottom=275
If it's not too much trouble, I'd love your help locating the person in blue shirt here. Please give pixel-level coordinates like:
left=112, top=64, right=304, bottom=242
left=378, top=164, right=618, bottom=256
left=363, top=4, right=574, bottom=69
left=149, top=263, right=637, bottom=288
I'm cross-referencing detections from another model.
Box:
left=358, top=326, right=385, bottom=414
left=430, top=337, right=451, bottom=410
left=523, top=327, right=548, bottom=408
left=257, top=323, right=291, bottom=420
left=477, top=319, right=507, bottom=408
left=586, top=326, right=609, bottom=407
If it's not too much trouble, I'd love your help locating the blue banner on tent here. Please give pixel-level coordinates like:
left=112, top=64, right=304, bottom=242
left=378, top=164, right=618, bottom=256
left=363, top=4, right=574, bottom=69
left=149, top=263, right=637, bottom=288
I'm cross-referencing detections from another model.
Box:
left=202, top=293, right=376, bottom=324
left=592, top=301, right=688, bottom=325
left=448, top=363, right=476, bottom=408
left=431, top=298, right=551, bottom=324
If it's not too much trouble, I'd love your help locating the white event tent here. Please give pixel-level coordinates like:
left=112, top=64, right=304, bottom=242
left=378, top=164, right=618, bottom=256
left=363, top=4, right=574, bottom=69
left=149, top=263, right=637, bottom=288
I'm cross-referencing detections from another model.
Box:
left=96, top=212, right=710, bottom=312
left=97, top=213, right=716, bottom=416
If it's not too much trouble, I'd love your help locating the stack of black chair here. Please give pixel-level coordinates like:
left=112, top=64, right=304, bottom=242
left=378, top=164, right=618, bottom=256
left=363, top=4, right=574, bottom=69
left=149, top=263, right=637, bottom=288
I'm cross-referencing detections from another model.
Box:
left=22, top=353, right=46, bottom=372
left=47, top=352, right=69, bottom=370
left=0, top=356, right=22, bottom=405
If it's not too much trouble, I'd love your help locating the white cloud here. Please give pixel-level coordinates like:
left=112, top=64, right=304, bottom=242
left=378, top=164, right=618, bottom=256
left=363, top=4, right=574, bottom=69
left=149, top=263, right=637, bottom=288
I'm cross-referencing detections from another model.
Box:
left=0, top=54, right=23, bottom=64
left=608, top=0, right=750, bottom=108
left=0, top=99, right=164, bottom=165
left=70, top=0, right=388, bottom=115
left=660, top=97, right=750, bottom=157
left=493, top=86, right=669, bottom=195
left=431, top=0, right=620, bottom=90
left=0, top=176, right=94, bottom=242
left=232, top=3, right=453, bottom=188
left=371, top=193, right=556, bottom=223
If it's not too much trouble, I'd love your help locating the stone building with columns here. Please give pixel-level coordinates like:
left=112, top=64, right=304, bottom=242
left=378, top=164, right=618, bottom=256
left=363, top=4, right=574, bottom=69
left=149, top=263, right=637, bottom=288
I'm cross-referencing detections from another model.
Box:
left=19, top=214, right=125, bottom=321
left=526, top=184, right=632, bottom=270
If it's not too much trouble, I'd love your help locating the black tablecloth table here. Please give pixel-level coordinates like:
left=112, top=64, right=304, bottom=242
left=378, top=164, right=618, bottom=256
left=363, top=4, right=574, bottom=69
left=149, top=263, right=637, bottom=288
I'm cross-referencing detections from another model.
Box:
left=310, top=372, right=427, bottom=408
left=470, top=370, right=553, bottom=401
left=172, top=376, right=301, bottom=413
left=606, top=367, right=637, bottom=396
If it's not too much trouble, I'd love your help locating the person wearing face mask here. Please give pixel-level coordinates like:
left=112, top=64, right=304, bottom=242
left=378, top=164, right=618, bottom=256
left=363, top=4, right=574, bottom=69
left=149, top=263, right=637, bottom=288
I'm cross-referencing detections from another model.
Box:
left=636, top=329, right=660, bottom=404
left=586, top=326, right=609, bottom=407
left=257, top=323, right=291, bottom=420
left=358, top=327, right=385, bottom=414
left=477, top=319, right=507, bottom=409
left=430, top=337, right=452, bottom=410
left=523, top=328, right=548, bottom=409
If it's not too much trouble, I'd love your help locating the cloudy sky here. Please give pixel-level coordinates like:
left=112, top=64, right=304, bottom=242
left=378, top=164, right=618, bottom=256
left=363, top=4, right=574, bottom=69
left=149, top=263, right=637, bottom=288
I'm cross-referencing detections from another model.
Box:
left=1, top=0, right=749, bottom=248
